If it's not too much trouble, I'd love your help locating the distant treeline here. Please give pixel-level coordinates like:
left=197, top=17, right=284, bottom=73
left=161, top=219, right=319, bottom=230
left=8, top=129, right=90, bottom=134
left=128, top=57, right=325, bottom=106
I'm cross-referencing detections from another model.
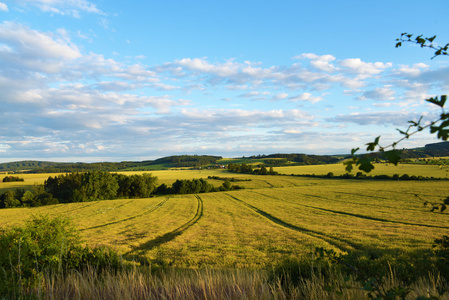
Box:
left=0, top=155, right=223, bottom=173
left=151, top=155, right=222, bottom=168
left=287, top=171, right=449, bottom=181
left=0, top=171, right=242, bottom=209
left=253, top=153, right=341, bottom=165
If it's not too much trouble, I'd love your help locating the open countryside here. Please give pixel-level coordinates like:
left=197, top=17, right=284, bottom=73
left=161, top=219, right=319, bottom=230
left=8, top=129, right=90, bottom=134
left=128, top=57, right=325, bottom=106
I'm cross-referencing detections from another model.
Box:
left=1, top=167, right=448, bottom=268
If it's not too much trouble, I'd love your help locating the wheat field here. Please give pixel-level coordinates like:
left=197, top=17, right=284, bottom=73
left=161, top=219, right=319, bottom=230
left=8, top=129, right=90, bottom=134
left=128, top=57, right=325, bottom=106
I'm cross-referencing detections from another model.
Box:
left=1, top=168, right=448, bottom=269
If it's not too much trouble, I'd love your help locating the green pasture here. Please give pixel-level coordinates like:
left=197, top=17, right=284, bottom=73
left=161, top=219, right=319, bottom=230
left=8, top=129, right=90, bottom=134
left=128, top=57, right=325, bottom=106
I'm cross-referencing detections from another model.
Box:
left=276, top=162, right=449, bottom=178
left=1, top=170, right=448, bottom=269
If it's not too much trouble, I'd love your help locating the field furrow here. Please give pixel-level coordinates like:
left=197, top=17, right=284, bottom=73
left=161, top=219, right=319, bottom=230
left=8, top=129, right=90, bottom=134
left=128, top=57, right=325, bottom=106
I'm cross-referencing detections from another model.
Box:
left=80, top=197, right=170, bottom=230
left=224, top=193, right=361, bottom=252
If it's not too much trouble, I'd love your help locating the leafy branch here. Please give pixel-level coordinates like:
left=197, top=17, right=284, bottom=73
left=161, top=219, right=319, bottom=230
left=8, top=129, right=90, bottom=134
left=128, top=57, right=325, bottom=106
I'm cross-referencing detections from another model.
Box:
left=395, top=32, right=449, bottom=59
left=345, top=34, right=448, bottom=173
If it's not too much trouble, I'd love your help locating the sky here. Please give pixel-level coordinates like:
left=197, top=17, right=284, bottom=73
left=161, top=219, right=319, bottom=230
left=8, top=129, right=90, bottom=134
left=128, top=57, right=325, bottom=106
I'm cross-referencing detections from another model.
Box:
left=0, top=0, right=448, bottom=163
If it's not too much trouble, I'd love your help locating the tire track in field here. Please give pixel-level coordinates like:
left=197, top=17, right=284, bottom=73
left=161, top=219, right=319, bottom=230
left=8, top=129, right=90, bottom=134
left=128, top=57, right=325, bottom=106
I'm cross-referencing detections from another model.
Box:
left=249, top=190, right=449, bottom=229
left=259, top=179, right=275, bottom=188
left=224, top=193, right=361, bottom=252
left=299, top=204, right=449, bottom=229
left=79, top=197, right=170, bottom=231
left=271, top=190, right=412, bottom=211
left=128, top=195, right=203, bottom=253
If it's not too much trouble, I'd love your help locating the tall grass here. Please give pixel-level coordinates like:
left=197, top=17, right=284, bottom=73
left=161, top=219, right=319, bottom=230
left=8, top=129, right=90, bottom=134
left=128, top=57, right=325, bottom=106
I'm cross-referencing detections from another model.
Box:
left=18, top=266, right=447, bottom=299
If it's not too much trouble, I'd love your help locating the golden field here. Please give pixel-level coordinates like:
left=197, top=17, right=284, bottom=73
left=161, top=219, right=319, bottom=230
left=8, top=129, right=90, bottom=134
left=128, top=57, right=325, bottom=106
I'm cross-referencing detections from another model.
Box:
left=1, top=166, right=448, bottom=269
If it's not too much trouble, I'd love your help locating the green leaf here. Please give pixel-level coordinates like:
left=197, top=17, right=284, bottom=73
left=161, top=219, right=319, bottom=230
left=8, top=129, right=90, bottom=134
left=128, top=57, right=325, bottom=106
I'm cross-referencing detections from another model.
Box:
left=344, top=160, right=355, bottom=173
left=382, top=150, right=402, bottom=165
left=395, top=42, right=402, bottom=48
left=428, top=35, right=436, bottom=42
left=351, top=147, right=359, bottom=155
left=357, top=157, right=375, bottom=173
left=426, top=95, right=446, bottom=108
left=365, top=136, right=380, bottom=151
left=440, top=95, right=447, bottom=107
left=396, top=129, right=409, bottom=138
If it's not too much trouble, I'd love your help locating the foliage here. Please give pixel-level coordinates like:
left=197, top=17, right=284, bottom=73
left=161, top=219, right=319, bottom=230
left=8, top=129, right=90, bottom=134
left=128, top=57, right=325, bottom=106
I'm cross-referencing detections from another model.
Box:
left=44, top=171, right=157, bottom=203
left=228, top=163, right=277, bottom=175
left=155, top=177, right=243, bottom=195
left=312, top=246, right=449, bottom=300
left=246, top=153, right=341, bottom=165
left=0, top=155, right=223, bottom=173
left=152, top=155, right=223, bottom=168
left=2, top=176, right=24, bottom=182
left=0, top=215, right=122, bottom=297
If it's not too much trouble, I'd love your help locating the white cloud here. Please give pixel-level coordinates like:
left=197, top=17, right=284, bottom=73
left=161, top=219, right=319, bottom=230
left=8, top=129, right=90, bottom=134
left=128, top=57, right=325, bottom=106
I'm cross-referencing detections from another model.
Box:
left=394, top=63, right=429, bottom=77
left=339, top=58, right=392, bottom=75
left=329, top=111, right=425, bottom=126
left=0, top=21, right=81, bottom=73
left=0, top=21, right=81, bottom=59
left=360, top=87, right=396, bottom=101
left=176, top=58, right=240, bottom=77
left=296, top=53, right=337, bottom=72
left=14, top=0, right=103, bottom=17
left=289, top=92, right=323, bottom=103
left=0, top=2, right=8, bottom=11
left=0, top=21, right=446, bottom=161
left=274, top=93, right=289, bottom=100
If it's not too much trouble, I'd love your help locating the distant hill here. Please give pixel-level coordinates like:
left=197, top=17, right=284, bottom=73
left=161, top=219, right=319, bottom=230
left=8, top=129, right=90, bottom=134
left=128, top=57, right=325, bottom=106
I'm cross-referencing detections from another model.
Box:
left=1, top=142, right=448, bottom=173
left=0, top=155, right=223, bottom=173
left=381, top=141, right=449, bottom=159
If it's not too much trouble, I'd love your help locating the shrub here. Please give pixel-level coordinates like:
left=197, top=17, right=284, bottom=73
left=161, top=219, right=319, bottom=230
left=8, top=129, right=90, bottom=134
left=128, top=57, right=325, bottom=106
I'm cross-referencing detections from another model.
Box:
left=400, top=174, right=410, bottom=180
left=0, top=215, right=122, bottom=297
left=2, top=176, right=24, bottom=182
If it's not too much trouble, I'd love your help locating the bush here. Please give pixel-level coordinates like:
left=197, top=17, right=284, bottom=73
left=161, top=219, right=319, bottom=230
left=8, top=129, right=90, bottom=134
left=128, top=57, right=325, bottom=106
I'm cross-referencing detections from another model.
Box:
left=0, top=215, right=122, bottom=297
left=2, top=176, right=24, bottom=182
left=400, top=174, right=410, bottom=180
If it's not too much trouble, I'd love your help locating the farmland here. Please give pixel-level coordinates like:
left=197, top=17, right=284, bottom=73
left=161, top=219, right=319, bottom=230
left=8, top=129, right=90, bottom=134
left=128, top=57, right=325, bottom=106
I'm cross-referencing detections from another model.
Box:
left=1, top=167, right=448, bottom=269
left=276, top=162, right=449, bottom=178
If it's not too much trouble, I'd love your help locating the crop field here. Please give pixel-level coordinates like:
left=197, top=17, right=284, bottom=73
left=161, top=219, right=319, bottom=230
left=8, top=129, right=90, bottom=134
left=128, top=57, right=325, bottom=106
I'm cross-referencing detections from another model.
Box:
left=1, top=168, right=448, bottom=269
left=276, top=162, right=449, bottom=178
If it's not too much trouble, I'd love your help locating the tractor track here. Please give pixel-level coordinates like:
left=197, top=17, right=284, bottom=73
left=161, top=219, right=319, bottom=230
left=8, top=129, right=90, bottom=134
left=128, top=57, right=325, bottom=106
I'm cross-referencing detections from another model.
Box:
left=248, top=190, right=449, bottom=229
left=80, top=197, right=170, bottom=231
left=128, top=194, right=204, bottom=253
left=224, top=193, right=361, bottom=252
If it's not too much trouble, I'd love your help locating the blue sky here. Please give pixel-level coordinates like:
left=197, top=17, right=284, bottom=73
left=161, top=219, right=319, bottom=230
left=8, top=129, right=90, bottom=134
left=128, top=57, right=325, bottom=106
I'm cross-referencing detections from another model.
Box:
left=0, top=0, right=448, bottom=162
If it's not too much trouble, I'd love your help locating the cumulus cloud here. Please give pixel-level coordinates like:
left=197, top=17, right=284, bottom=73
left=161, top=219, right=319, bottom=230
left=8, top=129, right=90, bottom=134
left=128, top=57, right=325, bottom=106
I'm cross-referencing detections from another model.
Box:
left=394, top=63, right=429, bottom=77
left=338, top=58, right=392, bottom=75
left=295, top=53, right=337, bottom=72
left=0, top=21, right=81, bottom=73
